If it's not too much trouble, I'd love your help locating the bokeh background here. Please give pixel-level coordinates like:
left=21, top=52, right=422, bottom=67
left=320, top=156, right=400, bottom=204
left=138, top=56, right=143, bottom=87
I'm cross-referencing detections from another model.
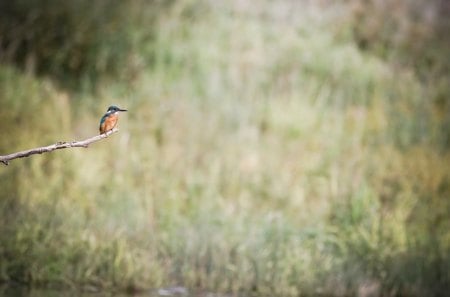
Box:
left=0, top=0, right=449, bottom=296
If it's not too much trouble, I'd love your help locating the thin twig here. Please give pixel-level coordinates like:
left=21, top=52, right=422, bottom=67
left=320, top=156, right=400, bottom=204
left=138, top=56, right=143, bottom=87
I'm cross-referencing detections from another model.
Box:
left=0, top=128, right=119, bottom=166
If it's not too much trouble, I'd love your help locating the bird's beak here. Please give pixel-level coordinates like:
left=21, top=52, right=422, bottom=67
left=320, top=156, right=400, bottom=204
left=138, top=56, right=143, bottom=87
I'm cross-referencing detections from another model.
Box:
left=119, top=108, right=127, bottom=112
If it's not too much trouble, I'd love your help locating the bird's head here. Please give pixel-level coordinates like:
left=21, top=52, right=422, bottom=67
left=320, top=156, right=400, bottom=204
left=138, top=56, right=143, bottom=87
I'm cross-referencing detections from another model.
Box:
left=107, top=105, right=127, bottom=113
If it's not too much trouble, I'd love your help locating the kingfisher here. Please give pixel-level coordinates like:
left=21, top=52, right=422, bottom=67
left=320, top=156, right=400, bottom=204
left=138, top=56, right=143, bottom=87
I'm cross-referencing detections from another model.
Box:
left=99, top=105, right=127, bottom=134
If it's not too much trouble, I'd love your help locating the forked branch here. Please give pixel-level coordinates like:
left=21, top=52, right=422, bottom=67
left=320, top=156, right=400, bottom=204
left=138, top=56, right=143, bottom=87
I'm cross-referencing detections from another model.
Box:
left=0, top=128, right=119, bottom=166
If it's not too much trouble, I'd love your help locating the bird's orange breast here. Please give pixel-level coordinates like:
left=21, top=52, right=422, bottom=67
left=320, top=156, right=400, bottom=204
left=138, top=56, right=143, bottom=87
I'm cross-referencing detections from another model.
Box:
left=100, top=113, right=119, bottom=134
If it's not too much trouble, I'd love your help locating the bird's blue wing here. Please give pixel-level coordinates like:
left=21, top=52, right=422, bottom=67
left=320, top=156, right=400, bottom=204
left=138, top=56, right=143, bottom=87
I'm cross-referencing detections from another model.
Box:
left=100, top=115, right=107, bottom=126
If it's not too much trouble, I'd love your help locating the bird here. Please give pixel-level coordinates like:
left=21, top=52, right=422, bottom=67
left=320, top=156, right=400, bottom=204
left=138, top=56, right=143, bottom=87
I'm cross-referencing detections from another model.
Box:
left=99, top=105, right=127, bottom=134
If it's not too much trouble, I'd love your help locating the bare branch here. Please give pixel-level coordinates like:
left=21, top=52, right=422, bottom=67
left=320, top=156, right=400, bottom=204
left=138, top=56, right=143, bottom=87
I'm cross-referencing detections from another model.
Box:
left=0, top=128, right=119, bottom=166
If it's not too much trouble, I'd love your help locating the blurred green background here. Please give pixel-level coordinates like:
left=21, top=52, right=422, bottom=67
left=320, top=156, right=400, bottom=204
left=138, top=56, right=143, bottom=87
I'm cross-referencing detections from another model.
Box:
left=0, top=0, right=449, bottom=296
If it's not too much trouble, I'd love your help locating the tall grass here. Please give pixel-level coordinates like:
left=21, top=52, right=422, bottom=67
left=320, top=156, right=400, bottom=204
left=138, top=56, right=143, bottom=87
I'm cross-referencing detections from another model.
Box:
left=0, top=0, right=169, bottom=89
left=0, top=0, right=449, bottom=296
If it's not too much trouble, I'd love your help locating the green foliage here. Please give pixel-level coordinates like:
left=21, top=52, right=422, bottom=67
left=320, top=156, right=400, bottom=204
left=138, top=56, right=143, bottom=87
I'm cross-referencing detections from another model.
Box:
left=0, top=0, right=169, bottom=89
left=343, top=0, right=450, bottom=149
left=0, top=1, right=449, bottom=296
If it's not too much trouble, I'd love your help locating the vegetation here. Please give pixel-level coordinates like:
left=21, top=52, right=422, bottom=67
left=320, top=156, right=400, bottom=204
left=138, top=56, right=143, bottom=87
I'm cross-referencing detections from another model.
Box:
left=0, top=0, right=448, bottom=296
